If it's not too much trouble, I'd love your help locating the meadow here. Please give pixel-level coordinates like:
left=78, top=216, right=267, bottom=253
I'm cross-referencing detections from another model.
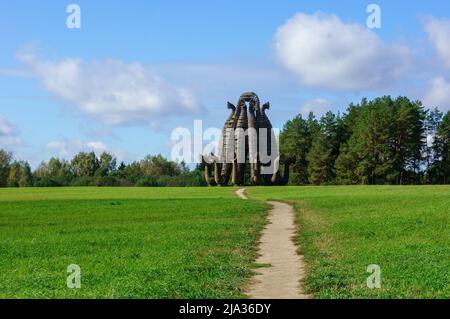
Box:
left=0, top=186, right=448, bottom=299
left=248, top=185, right=450, bottom=298
left=0, top=187, right=267, bottom=298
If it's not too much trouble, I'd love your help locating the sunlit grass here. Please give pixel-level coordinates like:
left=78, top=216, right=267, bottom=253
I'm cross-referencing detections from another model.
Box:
left=0, top=187, right=267, bottom=298
left=248, top=185, right=450, bottom=298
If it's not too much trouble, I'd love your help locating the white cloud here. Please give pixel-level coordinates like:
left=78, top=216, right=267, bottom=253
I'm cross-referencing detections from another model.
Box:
left=85, top=141, right=108, bottom=153
left=300, top=98, right=333, bottom=116
left=45, top=138, right=125, bottom=160
left=274, top=13, right=411, bottom=90
left=0, top=115, right=21, bottom=146
left=423, top=77, right=450, bottom=111
left=0, top=68, right=29, bottom=77
left=17, top=51, right=202, bottom=126
left=0, top=117, right=14, bottom=136
left=424, top=17, right=450, bottom=69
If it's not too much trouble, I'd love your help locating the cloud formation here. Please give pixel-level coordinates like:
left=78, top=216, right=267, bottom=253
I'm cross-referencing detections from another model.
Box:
left=421, top=18, right=450, bottom=112
left=274, top=13, right=411, bottom=90
left=423, top=77, right=450, bottom=111
left=45, top=139, right=106, bottom=158
left=45, top=138, right=127, bottom=161
left=0, top=115, right=21, bottom=146
left=425, top=17, right=450, bottom=69
left=17, top=52, right=202, bottom=126
left=300, top=98, right=334, bottom=116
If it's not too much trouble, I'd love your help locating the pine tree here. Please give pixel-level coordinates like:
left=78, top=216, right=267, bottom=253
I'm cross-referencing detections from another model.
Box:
left=429, top=111, right=450, bottom=183
left=335, top=97, right=396, bottom=184
left=307, top=132, right=334, bottom=184
left=424, top=108, right=443, bottom=182
left=334, top=96, right=427, bottom=184
left=391, top=97, right=426, bottom=184
left=279, top=113, right=317, bottom=184
left=307, top=111, right=343, bottom=184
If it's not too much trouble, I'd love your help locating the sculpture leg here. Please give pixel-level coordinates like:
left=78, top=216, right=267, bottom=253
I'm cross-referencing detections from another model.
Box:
left=220, top=163, right=232, bottom=186
left=270, top=156, right=281, bottom=185
left=202, top=155, right=217, bottom=186
left=231, top=158, right=238, bottom=186
left=279, top=156, right=294, bottom=185
left=214, top=161, right=222, bottom=185
left=236, top=163, right=245, bottom=186
left=270, top=156, right=293, bottom=185
left=252, top=161, right=262, bottom=185
left=204, top=164, right=217, bottom=186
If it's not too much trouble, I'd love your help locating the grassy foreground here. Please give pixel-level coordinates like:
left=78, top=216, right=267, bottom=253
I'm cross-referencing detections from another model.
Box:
left=0, top=187, right=267, bottom=298
left=1, top=186, right=448, bottom=299
left=248, top=185, right=450, bottom=298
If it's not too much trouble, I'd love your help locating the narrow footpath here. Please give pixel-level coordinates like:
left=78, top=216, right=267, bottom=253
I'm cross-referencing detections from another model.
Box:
left=235, top=188, right=310, bottom=299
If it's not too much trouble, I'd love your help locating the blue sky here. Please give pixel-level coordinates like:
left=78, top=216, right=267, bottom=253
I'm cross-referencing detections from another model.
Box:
left=1, top=1, right=450, bottom=167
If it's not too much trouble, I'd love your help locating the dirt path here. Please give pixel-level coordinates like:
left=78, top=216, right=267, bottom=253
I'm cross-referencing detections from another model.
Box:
left=235, top=189, right=310, bottom=299
left=235, top=188, right=248, bottom=200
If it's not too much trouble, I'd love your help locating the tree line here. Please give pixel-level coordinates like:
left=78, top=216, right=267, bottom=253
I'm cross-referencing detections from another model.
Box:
left=0, top=151, right=206, bottom=187
left=0, top=96, right=449, bottom=187
left=280, top=96, right=450, bottom=185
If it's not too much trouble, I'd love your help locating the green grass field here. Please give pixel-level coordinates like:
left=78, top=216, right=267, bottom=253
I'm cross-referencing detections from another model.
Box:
left=0, top=186, right=448, bottom=299
left=0, top=187, right=267, bottom=298
left=248, top=185, right=450, bottom=298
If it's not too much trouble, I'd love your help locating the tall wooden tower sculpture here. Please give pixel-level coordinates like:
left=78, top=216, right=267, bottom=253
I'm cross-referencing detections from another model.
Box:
left=202, top=92, right=293, bottom=186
